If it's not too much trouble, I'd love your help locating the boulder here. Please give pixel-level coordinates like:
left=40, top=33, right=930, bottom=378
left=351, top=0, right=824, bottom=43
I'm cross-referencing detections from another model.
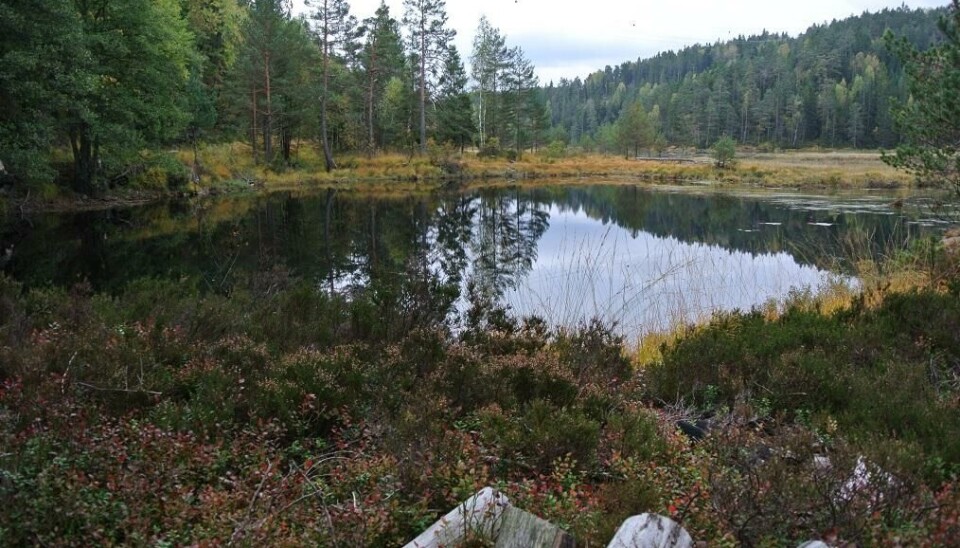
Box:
left=607, top=513, right=693, bottom=548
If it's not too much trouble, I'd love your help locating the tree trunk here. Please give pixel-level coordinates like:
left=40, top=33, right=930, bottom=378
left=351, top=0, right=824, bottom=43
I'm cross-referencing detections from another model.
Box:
left=281, top=126, right=292, bottom=163
left=70, top=125, right=97, bottom=194
left=367, top=49, right=377, bottom=158
left=515, top=84, right=522, bottom=157
left=251, top=88, right=259, bottom=165
left=478, top=86, right=484, bottom=148
left=263, top=51, right=274, bottom=164
left=418, top=22, right=427, bottom=153
left=320, top=3, right=337, bottom=172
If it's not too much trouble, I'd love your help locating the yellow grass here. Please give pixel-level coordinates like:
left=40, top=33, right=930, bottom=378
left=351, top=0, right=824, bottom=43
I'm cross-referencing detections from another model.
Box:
left=181, top=143, right=917, bottom=197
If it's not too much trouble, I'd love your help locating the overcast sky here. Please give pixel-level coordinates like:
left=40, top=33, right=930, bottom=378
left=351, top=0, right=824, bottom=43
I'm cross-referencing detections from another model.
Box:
left=293, top=0, right=947, bottom=83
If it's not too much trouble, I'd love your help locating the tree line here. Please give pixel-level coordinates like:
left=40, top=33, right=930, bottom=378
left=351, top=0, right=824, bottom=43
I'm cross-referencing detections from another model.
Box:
left=0, top=1, right=949, bottom=194
left=542, top=5, right=946, bottom=154
left=0, top=0, right=548, bottom=193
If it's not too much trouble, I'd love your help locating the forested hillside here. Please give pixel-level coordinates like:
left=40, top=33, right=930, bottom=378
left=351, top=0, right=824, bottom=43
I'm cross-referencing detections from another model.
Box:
left=0, top=1, right=947, bottom=195
left=544, top=6, right=945, bottom=151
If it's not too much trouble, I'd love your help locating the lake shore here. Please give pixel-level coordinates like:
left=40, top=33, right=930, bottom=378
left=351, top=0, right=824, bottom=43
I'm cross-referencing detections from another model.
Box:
left=2, top=147, right=921, bottom=215
left=2, top=249, right=959, bottom=545
left=3, top=178, right=960, bottom=544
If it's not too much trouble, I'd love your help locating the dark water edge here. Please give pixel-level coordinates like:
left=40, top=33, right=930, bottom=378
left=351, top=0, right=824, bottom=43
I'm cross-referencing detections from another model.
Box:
left=0, top=184, right=947, bottom=335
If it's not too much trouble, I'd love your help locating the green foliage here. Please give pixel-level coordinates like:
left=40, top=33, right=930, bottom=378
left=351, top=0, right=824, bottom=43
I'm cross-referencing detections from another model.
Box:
left=435, top=46, right=476, bottom=151
left=712, top=135, right=737, bottom=168
left=502, top=47, right=539, bottom=156
left=884, top=0, right=960, bottom=196
left=0, top=0, right=194, bottom=192
left=646, top=285, right=960, bottom=478
left=616, top=102, right=654, bottom=158
left=544, top=140, right=567, bottom=159
left=129, top=153, right=192, bottom=190
left=544, top=7, right=945, bottom=150
left=478, top=136, right=503, bottom=158
left=3, top=270, right=960, bottom=544
left=0, top=0, right=87, bottom=186
left=402, top=0, right=456, bottom=152
left=359, top=3, right=408, bottom=154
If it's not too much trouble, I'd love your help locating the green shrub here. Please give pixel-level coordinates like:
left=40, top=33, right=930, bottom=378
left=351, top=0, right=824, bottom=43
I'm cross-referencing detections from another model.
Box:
left=545, top=140, right=567, bottom=159
left=129, top=153, right=191, bottom=190
left=712, top=136, right=737, bottom=168
left=647, top=287, right=960, bottom=477
left=478, top=137, right=502, bottom=158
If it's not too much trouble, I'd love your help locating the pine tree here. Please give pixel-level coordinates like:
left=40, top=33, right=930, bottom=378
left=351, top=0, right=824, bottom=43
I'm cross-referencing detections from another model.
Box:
left=311, top=0, right=357, bottom=171
left=359, top=2, right=405, bottom=155
left=502, top=47, right=538, bottom=156
left=884, top=0, right=960, bottom=195
left=402, top=0, right=455, bottom=153
left=616, top=102, right=654, bottom=159
left=234, top=0, right=287, bottom=165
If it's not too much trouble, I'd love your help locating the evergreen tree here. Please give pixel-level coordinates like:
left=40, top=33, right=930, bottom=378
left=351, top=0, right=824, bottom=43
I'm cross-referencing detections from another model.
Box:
left=402, top=0, right=455, bottom=153
left=435, top=46, right=476, bottom=152
left=273, top=18, right=321, bottom=164
left=359, top=2, right=406, bottom=155
left=310, top=0, right=357, bottom=171
left=177, top=0, right=244, bottom=176
left=528, top=91, right=552, bottom=153
left=542, top=6, right=944, bottom=152
left=0, top=0, right=87, bottom=185
left=616, top=102, right=654, bottom=158
left=884, top=0, right=960, bottom=195
left=179, top=0, right=244, bottom=96
left=502, top=47, right=538, bottom=156
left=230, top=0, right=319, bottom=166
left=233, top=0, right=287, bottom=165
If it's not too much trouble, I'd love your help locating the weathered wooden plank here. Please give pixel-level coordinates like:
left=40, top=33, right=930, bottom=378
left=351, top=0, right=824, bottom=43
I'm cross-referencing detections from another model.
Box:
left=404, top=487, right=509, bottom=548
left=606, top=513, right=693, bottom=548
left=495, top=505, right=575, bottom=548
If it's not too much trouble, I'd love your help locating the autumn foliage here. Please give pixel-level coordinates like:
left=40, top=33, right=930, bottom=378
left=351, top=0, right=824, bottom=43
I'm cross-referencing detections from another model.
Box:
left=2, top=270, right=960, bottom=545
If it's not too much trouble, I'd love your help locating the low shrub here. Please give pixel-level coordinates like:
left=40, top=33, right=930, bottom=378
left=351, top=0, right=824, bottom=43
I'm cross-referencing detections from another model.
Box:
left=2, top=268, right=960, bottom=545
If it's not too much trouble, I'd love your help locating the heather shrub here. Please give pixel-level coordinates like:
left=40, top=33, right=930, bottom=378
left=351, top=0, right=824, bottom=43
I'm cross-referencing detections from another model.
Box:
left=3, top=271, right=960, bottom=545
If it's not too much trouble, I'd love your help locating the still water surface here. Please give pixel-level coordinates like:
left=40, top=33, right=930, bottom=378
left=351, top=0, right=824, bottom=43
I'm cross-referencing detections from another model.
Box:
left=0, top=184, right=944, bottom=337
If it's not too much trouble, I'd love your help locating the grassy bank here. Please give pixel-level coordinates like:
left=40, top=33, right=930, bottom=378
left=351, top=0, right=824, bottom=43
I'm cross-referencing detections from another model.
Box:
left=1, top=240, right=959, bottom=545
left=183, top=143, right=914, bottom=191
left=4, top=144, right=918, bottom=214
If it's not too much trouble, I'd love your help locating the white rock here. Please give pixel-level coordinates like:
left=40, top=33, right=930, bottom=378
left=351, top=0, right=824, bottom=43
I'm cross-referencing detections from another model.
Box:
left=607, top=513, right=693, bottom=548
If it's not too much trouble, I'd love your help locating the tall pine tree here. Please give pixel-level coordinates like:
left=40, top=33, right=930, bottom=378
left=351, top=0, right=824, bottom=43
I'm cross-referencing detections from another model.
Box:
left=402, top=0, right=454, bottom=153
left=311, top=0, right=357, bottom=171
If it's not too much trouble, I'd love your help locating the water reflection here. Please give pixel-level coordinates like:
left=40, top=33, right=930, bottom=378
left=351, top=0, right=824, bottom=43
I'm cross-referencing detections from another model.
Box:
left=0, top=185, right=940, bottom=337
left=503, top=207, right=833, bottom=334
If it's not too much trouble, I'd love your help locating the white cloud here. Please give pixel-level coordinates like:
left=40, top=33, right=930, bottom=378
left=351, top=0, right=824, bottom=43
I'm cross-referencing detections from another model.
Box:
left=293, top=0, right=948, bottom=81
